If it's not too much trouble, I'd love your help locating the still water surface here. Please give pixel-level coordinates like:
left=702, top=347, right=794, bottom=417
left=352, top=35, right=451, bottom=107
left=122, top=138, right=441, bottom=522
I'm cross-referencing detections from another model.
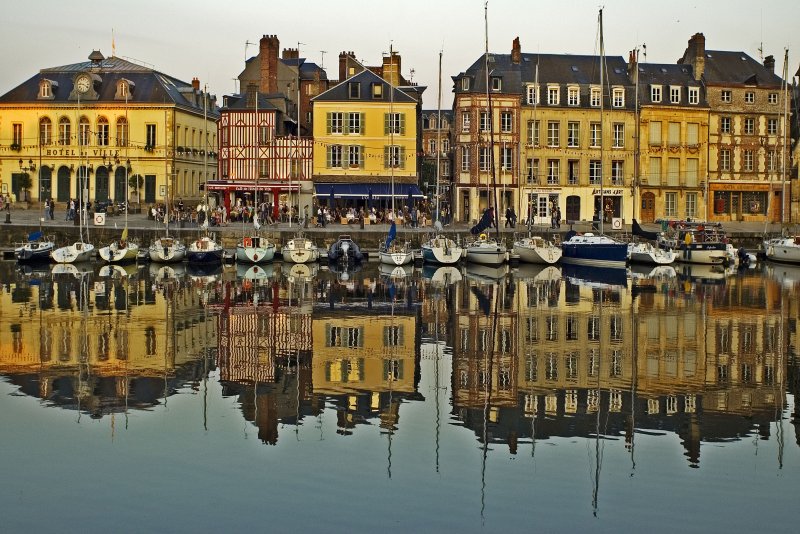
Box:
left=0, top=260, right=798, bottom=533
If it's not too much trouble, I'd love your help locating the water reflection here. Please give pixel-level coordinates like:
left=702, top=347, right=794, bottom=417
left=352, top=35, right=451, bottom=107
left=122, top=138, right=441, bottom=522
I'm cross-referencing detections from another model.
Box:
left=1, top=260, right=798, bottom=459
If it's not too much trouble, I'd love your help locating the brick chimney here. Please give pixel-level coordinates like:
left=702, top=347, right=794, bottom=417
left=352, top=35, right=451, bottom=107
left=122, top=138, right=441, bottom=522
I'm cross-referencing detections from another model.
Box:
left=627, top=50, right=637, bottom=75
left=246, top=83, right=258, bottom=108
left=680, top=33, right=706, bottom=81
left=382, top=52, right=401, bottom=86
left=339, top=51, right=357, bottom=82
left=259, top=34, right=279, bottom=94
left=764, top=54, right=775, bottom=74
left=511, top=37, right=521, bottom=64
left=191, top=77, right=200, bottom=91
left=282, top=48, right=299, bottom=60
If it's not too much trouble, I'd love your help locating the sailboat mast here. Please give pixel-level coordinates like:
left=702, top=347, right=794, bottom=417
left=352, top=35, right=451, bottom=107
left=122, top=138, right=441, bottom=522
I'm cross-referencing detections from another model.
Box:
left=781, top=48, right=789, bottom=223
left=203, top=86, right=209, bottom=223
left=435, top=50, right=442, bottom=224
left=598, top=8, right=605, bottom=235
left=484, top=1, right=500, bottom=238
left=390, top=43, right=395, bottom=218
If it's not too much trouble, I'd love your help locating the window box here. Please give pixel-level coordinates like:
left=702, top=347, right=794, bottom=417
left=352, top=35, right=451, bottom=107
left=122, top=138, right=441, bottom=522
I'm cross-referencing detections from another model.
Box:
left=10, top=143, right=21, bottom=152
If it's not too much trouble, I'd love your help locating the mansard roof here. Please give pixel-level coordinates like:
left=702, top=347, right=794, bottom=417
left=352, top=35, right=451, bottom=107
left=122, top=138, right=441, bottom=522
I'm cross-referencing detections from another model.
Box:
left=701, top=50, right=784, bottom=88
left=637, top=63, right=709, bottom=107
left=311, top=68, right=416, bottom=104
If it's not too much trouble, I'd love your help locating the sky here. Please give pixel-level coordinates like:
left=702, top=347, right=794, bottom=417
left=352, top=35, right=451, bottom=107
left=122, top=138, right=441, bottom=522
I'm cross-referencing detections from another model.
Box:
left=2, top=0, right=799, bottom=108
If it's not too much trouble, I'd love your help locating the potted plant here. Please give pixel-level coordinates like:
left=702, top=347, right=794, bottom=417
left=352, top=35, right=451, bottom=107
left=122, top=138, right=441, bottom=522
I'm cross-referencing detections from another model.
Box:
left=10, top=143, right=21, bottom=152
left=128, top=174, right=144, bottom=209
left=17, top=173, right=32, bottom=203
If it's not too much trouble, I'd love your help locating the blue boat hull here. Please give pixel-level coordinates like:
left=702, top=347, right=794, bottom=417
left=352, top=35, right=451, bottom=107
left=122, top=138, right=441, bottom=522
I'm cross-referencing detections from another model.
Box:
left=187, top=249, right=223, bottom=264
left=561, top=242, right=628, bottom=268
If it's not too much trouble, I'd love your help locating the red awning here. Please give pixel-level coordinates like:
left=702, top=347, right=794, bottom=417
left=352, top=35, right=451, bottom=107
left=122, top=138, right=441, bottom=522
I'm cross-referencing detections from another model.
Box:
left=200, top=180, right=300, bottom=192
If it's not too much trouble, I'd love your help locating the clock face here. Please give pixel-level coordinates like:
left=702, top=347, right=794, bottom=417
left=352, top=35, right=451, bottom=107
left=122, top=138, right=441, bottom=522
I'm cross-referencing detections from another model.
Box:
left=76, top=75, right=90, bottom=94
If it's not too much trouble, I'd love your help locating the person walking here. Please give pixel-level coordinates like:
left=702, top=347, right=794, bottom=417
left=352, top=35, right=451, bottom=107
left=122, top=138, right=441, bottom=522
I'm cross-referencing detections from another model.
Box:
left=555, top=206, right=561, bottom=229
left=48, top=198, right=55, bottom=220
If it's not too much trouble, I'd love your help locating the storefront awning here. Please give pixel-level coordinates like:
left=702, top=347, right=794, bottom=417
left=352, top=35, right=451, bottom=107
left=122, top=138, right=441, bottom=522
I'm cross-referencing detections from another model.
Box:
left=314, top=183, right=424, bottom=199
left=200, top=180, right=299, bottom=192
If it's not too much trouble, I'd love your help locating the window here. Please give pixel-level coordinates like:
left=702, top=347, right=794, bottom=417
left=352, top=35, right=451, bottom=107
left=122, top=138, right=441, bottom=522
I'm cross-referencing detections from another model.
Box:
left=461, top=147, right=470, bottom=171
left=590, top=86, right=601, bottom=107
left=720, top=116, right=731, bottom=134
left=590, top=122, right=601, bottom=147
left=743, top=149, right=754, bottom=171
left=146, top=124, right=156, bottom=147
left=547, top=86, right=560, bottom=105
left=567, top=160, right=579, bottom=185
left=568, top=86, right=579, bottom=106
left=385, top=112, right=404, bottom=135
left=347, top=112, right=362, bottom=134
left=259, top=158, right=269, bottom=177
left=665, top=192, right=677, bottom=217
left=648, top=157, right=661, bottom=185
left=667, top=122, right=680, bottom=146
left=327, top=112, right=344, bottom=134
left=589, top=160, right=602, bottom=185
left=721, top=90, right=732, bottom=103
left=612, top=123, right=624, bottom=148
left=116, top=117, right=128, bottom=147
left=479, top=147, right=489, bottom=171
left=567, top=122, right=579, bottom=147
left=685, top=123, right=699, bottom=146
left=348, top=82, right=360, bottom=99
left=611, top=160, right=623, bottom=185
left=686, top=158, right=699, bottom=187
left=348, top=145, right=363, bottom=168
left=492, top=77, right=501, bottom=91
left=58, top=117, right=70, bottom=145
left=526, top=158, right=539, bottom=184
left=39, top=81, right=52, bottom=98
left=720, top=149, right=731, bottom=171
left=670, top=86, right=681, bottom=104
left=587, top=316, right=600, bottom=341
left=547, top=121, right=559, bottom=147
left=327, top=145, right=343, bottom=168
left=547, top=159, right=559, bottom=185
left=767, top=118, right=778, bottom=135
left=744, top=91, right=755, bottom=104
left=527, top=120, right=540, bottom=146
left=479, top=111, right=489, bottom=132
left=428, top=139, right=436, bottom=154
left=526, top=84, right=539, bottom=105
left=442, top=138, right=449, bottom=152
left=612, top=87, right=624, bottom=107
left=442, top=160, right=450, bottom=176
left=688, top=87, right=699, bottom=104
left=651, top=85, right=662, bottom=103
left=259, top=125, right=271, bottom=145
left=767, top=151, right=777, bottom=171
left=667, top=158, right=679, bottom=186
left=79, top=117, right=90, bottom=146
left=768, top=92, right=778, bottom=104
left=97, top=117, right=109, bottom=146
left=500, top=111, right=512, bottom=132
left=39, top=117, right=52, bottom=145
left=372, top=83, right=383, bottom=99
left=686, top=192, right=697, bottom=218
left=501, top=147, right=513, bottom=170
left=461, top=111, right=471, bottom=132
left=385, top=145, right=404, bottom=169
left=647, top=121, right=661, bottom=145
left=461, top=77, right=470, bottom=91
left=743, top=117, right=755, bottom=135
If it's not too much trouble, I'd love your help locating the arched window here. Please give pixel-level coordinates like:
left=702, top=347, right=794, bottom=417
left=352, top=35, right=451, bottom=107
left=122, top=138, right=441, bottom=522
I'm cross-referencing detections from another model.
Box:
left=429, top=115, right=437, bottom=129
left=58, top=117, right=71, bottom=146
left=97, top=116, right=109, bottom=146
left=79, top=116, right=90, bottom=146
left=39, top=117, right=52, bottom=145
left=116, top=117, right=128, bottom=147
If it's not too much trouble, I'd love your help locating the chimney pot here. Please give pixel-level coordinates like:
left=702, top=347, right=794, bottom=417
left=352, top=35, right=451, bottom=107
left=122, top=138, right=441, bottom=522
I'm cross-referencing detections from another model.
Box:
left=511, top=37, right=521, bottom=64
left=191, top=77, right=200, bottom=91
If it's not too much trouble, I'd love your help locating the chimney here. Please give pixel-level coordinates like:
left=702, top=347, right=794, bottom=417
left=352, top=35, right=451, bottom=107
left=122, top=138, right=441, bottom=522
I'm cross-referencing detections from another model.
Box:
left=259, top=34, right=280, bottom=94
left=339, top=51, right=358, bottom=82
left=764, top=54, right=775, bottom=74
left=282, top=48, right=299, bottom=60
left=191, top=77, right=200, bottom=91
left=627, top=50, right=637, bottom=75
left=682, top=33, right=706, bottom=81
left=382, top=52, right=401, bottom=86
left=246, top=83, right=258, bottom=108
left=511, top=37, right=521, bottom=64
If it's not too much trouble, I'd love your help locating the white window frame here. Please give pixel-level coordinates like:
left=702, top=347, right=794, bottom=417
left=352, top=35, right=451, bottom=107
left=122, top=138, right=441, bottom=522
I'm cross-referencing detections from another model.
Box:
left=546, top=159, right=559, bottom=185
left=744, top=117, right=755, bottom=135
left=611, top=160, right=623, bottom=185
left=330, top=112, right=343, bottom=134
left=665, top=192, right=677, bottom=217
left=612, top=123, right=624, bottom=148
left=527, top=120, right=540, bottom=146
left=492, top=77, right=502, bottom=91
left=720, top=117, right=731, bottom=134
left=501, top=147, right=513, bottom=170
left=743, top=149, right=754, bottom=172
left=386, top=145, right=402, bottom=168
left=744, top=91, right=755, bottom=104
left=348, top=145, right=362, bottom=168
left=479, top=147, right=490, bottom=171
left=688, top=87, right=699, bottom=104
left=612, top=87, right=624, bottom=108
left=461, top=111, right=470, bottom=132
left=547, top=85, right=560, bottom=106
left=567, top=121, right=579, bottom=148
left=589, top=160, right=601, bottom=185
left=651, top=85, right=662, bottom=103
left=590, top=122, right=601, bottom=148
left=461, top=147, right=470, bottom=172
left=670, top=86, right=681, bottom=104
left=721, top=90, right=732, bottom=103
left=500, top=111, right=512, bottom=133
left=567, top=86, right=579, bottom=106
left=767, top=118, right=778, bottom=135
left=479, top=111, right=490, bottom=132
left=526, top=84, right=539, bottom=105
left=590, top=86, right=601, bottom=107
left=768, top=93, right=778, bottom=104
left=347, top=112, right=362, bottom=134
left=686, top=192, right=697, bottom=218
left=328, top=145, right=343, bottom=168
left=720, top=149, right=731, bottom=171
left=461, top=77, right=470, bottom=91
left=547, top=121, right=560, bottom=147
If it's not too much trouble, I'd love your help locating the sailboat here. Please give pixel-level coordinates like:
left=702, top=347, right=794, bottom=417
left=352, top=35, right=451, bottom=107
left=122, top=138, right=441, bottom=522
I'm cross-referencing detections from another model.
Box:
left=15, top=229, right=56, bottom=262
left=100, top=94, right=138, bottom=263
left=628, top=219, right=676, bottom=265
left=235, top=90, right=276, bottom=264
left=379, top=44, right=414, bottom=267
left=149, top=178, right=185, bottom=263
left=421, top=50, right=463, bottom=266
left=513, top=62, right=561, bottom=265
left=560, top=10, right=628, bottom=269
left=465, top=15, right=507, bottom=266
left=187, top=85, right=224, bottom=265
left=52, top=98, right=94, bottom=264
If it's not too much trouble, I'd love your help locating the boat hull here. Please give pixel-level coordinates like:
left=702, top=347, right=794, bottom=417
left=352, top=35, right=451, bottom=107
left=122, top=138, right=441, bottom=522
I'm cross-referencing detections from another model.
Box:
left=281, top=238, right=320, bottom=264
left=513, top=239, right=562, bottom=265
left=235, top=244, right=276, bottom=264
left=51, top=242, right=95, bottom=264
left=766, top=238, right=800, bottom=264
left=628, top=242, right=676, bottom=265
left=421, top=237, right=462, bottom=265
left=379, top=250, right=413, bottom=266
left=149, top=238, right=186, bottom=263
left=99, top=243, right=139, bottom=263
left=187, top=248, right=224, bottom=264
left=561, top=234, right=627, bottom=268
left=15, top=241, right=55, bottom=262
left=465, top=238, right=507, bottom=266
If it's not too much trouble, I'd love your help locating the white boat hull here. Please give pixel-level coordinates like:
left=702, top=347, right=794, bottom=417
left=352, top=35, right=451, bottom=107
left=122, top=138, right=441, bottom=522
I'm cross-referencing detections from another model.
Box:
left=466, top=236, right=507, bottom=266
left=236, top=244, right=276, bottom=264
left=149, top=238, right=186, bottom=263
left=99, top=242, right=139, bottom=263
left=51, top=242, right=95, bottom=264
left=766, top=237, right=800, bottom=264
left=379, top=250, right=413, bottom=266
left=282, top=238, right=320, bottom=264
left=513, top=238, right=562, bottom=265
left=421, top=236, right=463, bottom=265
left=628, top=242, right=676, bottom=265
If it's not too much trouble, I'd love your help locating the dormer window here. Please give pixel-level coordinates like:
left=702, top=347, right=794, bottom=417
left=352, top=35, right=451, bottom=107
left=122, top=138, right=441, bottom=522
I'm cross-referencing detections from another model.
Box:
left=526, top=84, right=539, bottom=105
left=651, top=85, right=662, bottom=103
left=38, top=79, right=56, bottom=99
left=348, top=82, right=360, bottom=99
left=491, top=77, right=502, bottom=91
left=462, top=77, right=470, bottom=91
left=547, top=86, right=560, bottom=105
left=567, top=86, right=579, bottom=106
left=371, top=83, right=383, bottom=99
left=688, top=87, right=699, bottom=105
left=670, top=86, right=681, bottom=104
left=114, top=79, right=135, bottom=100
left=612, top=87, right=625, bottom=108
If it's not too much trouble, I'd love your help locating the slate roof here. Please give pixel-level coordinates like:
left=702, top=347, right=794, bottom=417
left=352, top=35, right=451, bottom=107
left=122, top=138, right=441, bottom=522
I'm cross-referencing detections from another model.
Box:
left=311, top=68, right=416, bottom=104
left=422, top=109, right=453, bottom=120
left=221, top=93, right=280, bottom=111
left=637, top=63, right=708, bottom=107
left=280, top=58, right=329, bottom=81
left=0, top=55, right=218, bottom=116
left=701, top=50, right=784, bottom=88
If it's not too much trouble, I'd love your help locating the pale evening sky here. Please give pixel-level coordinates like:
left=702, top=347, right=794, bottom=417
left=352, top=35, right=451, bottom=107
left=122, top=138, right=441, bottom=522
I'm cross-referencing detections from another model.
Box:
left=2, top=0, right=798, bottom=107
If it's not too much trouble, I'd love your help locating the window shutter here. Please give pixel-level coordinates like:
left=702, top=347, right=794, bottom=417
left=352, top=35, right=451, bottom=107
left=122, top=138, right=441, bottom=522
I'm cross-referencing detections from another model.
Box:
left=384, top=146, right=390, bottom=169
left=326, top=113, right=332, bottom=134
left=399, top=113, right=405, bottom=135
left=400, top=147, right=406, bottom=169
left=384, top=113, right=390, bottom=135
left=344, top=113, right=350, bottom=135
left=359, top=145, right=365, bottom=168
left=326, top=147, right=332, bottom=169
left=360, top=113, right=365, bottom=135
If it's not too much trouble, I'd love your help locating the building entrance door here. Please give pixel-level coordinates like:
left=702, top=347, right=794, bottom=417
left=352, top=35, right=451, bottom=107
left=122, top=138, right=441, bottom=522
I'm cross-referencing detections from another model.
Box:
left=641, top=192, right=655, bottom=223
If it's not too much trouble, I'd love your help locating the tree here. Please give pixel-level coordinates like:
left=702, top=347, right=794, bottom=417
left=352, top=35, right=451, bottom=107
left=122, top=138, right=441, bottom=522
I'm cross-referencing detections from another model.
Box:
left=128, top=174, right=144, bottom=203
left=18, top=173, right=32, bottom=202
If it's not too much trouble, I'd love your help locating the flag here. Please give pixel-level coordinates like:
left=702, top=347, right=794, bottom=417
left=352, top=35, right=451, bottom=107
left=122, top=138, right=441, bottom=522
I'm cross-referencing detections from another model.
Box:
left=121, top=227, right=128, bottom=241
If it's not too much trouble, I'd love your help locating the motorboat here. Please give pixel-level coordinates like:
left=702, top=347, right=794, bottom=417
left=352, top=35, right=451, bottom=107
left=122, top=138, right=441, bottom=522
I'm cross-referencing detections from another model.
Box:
left=465, top=233, right=507, bottom=266
left=149, top=236, right=186, bottom=263
left=15, top=231, right=55, bottom=263
left=421, top=234, right=463, bottom=265
left=560, top=232, right=628, bottom=268
left=236, top=234, right=276, bottom=264
left=764, top=235, right=800, bottom=264
left=514, top=235, right=562, bottom=264
left=282, top=233, right=320, bottom=264
left=187, top=235, right=224, bottom=264
left=328, top=235, right=364, bottom=263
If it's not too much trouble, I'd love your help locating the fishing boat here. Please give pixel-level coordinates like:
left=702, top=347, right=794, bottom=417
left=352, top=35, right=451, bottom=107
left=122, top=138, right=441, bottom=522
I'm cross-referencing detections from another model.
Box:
left=15, top=230, right=55, bottom=263
left=560, top=12, right=627, bottom=269
left=328, top=234, right=364, bottom=264
left=657, top=220, right=728, bottom=265
left=282, top=232, right=320, bottom=263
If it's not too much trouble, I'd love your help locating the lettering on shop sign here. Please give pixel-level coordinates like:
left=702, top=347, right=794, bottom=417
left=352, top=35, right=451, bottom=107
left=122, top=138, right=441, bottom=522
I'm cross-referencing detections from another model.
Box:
left=592, top=188, right=622, bottom=195
left=45, top=149, right=121, bottom=157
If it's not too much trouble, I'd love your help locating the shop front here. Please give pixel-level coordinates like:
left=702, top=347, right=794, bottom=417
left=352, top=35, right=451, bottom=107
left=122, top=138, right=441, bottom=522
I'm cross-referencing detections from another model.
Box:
left=593, top=188, right=624, bottom=229
left=710, top=183, right=779, bottom=222
left=203, top=180, right=299, bottom=220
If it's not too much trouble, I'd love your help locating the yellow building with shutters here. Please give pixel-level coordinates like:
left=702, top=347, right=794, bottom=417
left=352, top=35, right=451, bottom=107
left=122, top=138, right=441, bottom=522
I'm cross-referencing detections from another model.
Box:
left=311, top=66, right=424, bottom=208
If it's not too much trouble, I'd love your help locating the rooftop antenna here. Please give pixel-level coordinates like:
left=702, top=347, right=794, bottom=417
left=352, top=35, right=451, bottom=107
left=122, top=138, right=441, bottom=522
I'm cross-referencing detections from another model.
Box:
left=111, top=28, right=116, bottom=57
left=320, top=50, right=327, bottom=69
left=245, top=40, right=256, bottom=63
left=231, top=78, right=239, bottom=94
left=642, top=43, right=647, bottom=63
left=408, top=68, right=415, bottom=83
